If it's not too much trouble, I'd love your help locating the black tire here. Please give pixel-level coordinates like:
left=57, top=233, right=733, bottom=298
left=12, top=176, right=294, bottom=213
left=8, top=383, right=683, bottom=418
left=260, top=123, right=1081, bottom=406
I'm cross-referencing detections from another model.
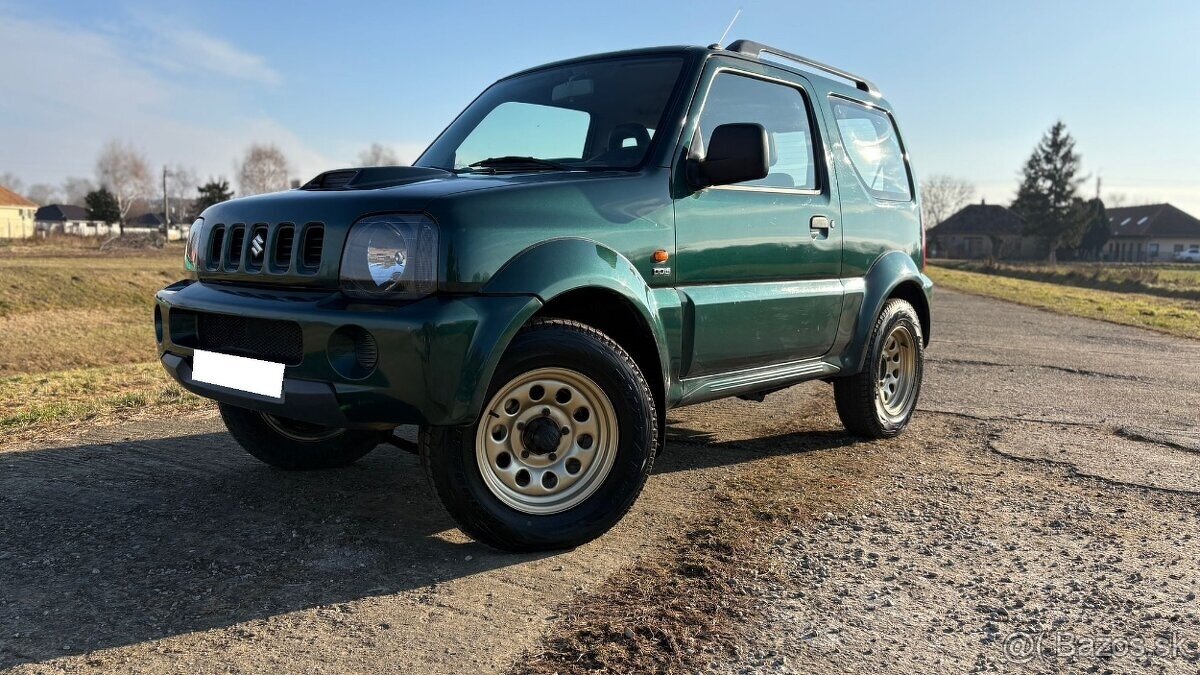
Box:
left=219, top=403, right=382, bottom=470
left=421, top=318, right=658, bottom=552
left=834, top=298, right=924, bottom=439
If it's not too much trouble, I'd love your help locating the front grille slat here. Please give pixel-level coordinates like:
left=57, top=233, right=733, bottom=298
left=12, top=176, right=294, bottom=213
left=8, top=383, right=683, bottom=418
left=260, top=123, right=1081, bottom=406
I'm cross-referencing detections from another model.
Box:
left=176, top=311, right=304, bottom=365
left=300, top=225, right=324, bottom=271
left=203, top=222, right=323, bottom=278
left=273, top=224, right=295, bottom=271
left=226, top=225, right=246, bottom=271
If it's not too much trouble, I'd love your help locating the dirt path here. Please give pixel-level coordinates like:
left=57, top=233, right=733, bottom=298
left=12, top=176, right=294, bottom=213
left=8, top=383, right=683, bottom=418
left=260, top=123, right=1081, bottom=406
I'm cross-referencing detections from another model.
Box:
left=2, top=290, right=1199, bottom=673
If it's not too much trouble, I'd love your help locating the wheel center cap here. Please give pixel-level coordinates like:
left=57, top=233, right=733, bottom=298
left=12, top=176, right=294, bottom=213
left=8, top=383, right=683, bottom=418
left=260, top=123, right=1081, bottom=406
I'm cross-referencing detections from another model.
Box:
left=521, top=416, right=561, bottom=456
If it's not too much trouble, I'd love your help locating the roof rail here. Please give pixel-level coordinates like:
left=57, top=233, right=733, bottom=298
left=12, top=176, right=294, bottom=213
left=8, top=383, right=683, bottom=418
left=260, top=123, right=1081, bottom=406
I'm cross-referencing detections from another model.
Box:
left=725, top=39, right=880, bottom=97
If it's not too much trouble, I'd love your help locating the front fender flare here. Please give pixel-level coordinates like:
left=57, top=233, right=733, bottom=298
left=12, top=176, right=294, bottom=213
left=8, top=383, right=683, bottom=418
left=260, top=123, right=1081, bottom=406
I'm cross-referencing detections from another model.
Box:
left=483, top=237, right=672, bottom=391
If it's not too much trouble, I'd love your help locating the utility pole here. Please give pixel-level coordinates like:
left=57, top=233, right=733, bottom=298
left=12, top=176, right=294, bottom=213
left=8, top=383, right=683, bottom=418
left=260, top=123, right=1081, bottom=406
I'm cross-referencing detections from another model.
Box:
left=162, top=165, right=170, bottom=234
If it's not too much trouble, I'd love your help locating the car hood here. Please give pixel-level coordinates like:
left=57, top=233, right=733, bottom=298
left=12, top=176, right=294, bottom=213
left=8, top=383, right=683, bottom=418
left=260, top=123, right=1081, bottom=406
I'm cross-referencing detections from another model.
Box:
left=194, top=166, right=645, bottom=289
left=198, top=166, right=644, bottom=225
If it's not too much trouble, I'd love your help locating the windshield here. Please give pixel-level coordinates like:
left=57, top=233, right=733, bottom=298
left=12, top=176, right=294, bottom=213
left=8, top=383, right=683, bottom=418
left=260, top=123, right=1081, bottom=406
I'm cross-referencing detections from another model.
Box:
left=416, top=56, right=684, bottom=172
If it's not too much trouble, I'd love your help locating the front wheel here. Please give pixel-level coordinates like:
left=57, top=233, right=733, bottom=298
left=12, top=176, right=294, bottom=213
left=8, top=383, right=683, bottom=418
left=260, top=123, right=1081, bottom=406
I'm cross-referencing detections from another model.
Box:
left=834, top=298, right=924, bottom=438
left=219, top=403, right=382, bottom=470
left=421, top=319, right=658, bottom=552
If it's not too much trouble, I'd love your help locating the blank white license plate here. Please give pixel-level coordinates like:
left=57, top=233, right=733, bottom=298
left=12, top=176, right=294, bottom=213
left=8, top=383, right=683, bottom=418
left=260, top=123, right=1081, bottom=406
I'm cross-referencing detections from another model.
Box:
left=192, top=349, right=285, bottom=400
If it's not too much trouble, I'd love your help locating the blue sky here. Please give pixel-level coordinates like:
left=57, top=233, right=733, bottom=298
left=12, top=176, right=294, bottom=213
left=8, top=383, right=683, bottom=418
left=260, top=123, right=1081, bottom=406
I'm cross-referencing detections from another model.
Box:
left=1, top=0, right=1197, bottom=212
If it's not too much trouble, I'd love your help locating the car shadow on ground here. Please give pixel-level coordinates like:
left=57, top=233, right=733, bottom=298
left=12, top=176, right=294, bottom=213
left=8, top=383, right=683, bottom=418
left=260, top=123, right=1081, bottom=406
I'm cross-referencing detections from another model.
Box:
left=0, top=421, right=854, bottom=666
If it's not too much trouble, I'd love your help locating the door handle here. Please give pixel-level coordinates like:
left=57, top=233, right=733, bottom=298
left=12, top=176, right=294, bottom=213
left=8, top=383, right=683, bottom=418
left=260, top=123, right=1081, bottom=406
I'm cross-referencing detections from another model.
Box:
left=810, top=215, right=835, bottom=230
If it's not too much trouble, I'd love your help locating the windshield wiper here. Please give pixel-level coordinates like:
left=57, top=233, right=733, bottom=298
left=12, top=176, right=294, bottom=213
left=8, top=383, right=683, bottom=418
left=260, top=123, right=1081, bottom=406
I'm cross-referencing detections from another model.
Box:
left=459, top=156, right=574, bottom=173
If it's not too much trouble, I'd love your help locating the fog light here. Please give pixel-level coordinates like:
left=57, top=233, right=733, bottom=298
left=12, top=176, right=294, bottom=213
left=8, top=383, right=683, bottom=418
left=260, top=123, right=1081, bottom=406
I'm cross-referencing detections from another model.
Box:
left=327, top=325, right=378, bottom=379
left=154, top=306, right=163, bottom=343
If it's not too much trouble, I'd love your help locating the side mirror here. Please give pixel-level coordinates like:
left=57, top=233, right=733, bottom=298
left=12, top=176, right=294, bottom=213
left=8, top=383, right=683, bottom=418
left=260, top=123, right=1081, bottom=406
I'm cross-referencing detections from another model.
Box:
left=691, top=123, right=769, bottom=188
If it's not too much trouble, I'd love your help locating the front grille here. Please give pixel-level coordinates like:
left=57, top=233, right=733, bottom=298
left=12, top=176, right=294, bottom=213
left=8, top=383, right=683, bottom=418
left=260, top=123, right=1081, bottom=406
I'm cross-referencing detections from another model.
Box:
left=205, top=222, right=323, bottom=276
left=172, top=311, right=304, bottom=365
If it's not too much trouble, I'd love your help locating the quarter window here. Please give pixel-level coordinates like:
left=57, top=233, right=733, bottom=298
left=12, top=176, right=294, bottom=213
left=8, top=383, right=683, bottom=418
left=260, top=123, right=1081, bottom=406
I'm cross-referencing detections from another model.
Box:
left=696, top=72, right=818, bottom=190
left=830, top=98, right=912, bottom=201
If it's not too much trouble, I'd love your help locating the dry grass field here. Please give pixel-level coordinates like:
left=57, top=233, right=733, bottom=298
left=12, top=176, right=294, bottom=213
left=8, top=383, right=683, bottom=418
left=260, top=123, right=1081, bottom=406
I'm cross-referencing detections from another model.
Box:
left=0, top=240, right=207, bottom=437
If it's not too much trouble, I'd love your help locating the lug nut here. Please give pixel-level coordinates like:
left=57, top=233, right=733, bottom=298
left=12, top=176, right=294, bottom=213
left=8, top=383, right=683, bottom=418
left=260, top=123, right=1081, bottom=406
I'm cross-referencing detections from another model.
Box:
left=561, top=427, right=570, bottom=435
left=521, top=451, right=530, bottom=459
left=516, top=421, right=524, bottom=430
left=549, top=453, right=557, bottom=461
left=542, top=408, right=550, bottom=416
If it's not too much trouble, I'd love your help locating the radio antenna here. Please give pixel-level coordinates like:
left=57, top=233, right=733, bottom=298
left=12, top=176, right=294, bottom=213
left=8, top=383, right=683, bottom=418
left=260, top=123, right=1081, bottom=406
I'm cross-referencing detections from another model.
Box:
left=715, top=7, right=742, bottom=48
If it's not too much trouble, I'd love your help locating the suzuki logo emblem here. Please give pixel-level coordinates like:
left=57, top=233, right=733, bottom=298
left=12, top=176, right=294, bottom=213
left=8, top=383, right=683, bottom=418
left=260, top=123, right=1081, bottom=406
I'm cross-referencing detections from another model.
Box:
left=250, top=233, right=265, bottom=259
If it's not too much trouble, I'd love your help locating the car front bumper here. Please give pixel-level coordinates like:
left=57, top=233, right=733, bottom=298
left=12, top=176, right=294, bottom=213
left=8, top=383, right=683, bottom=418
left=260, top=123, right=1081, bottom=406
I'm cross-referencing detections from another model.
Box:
left=155, top=280, right=541, bottom=428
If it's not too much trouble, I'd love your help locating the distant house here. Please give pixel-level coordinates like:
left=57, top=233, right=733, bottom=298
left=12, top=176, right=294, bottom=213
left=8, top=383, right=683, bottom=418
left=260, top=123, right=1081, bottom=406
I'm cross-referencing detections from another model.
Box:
left=926, top=202, right=1043, bottom=260
left=127, top=212, right=166, bottom=232
left=0, top=184, right=37, bottom=239
left=34, top=204, right=115, bottom=237
left=1103, top=204, right=1200, bottom=262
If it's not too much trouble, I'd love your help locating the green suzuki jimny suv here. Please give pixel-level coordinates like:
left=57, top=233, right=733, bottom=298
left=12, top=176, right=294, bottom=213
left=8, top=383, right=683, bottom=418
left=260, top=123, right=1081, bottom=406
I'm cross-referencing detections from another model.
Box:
left=156, top=40, right=931, bottom=551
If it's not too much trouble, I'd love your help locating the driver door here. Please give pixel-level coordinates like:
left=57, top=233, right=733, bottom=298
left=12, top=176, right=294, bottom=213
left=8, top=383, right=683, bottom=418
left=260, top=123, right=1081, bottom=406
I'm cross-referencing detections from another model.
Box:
left=673, top=64, right=843, bottom=378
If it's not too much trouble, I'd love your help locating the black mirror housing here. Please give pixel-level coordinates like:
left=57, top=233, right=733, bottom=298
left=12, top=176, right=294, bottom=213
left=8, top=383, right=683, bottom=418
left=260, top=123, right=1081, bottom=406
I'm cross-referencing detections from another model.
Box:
left=692, top=123, right=770, bottom=188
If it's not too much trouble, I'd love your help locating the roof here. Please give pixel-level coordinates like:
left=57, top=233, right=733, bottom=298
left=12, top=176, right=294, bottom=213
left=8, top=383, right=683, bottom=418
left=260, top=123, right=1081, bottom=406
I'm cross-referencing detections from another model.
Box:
left=35, top=204, right=90, bottom=221
left=927, top=203, right=1026, bottom=236
left=129, top=212, right=165, bottom=227
left=0, top=185, right=36, bottom=208
left=502, top=43, right=879, bottom=104
left=1107, top=204, right=1200, bottom=238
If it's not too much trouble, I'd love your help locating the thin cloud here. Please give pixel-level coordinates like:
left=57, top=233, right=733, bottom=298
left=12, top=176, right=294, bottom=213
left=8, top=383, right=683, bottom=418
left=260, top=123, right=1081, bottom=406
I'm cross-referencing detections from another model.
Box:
left=133, top=14, right=282, bottom=86
left=0, top=10, right=329, bottom=189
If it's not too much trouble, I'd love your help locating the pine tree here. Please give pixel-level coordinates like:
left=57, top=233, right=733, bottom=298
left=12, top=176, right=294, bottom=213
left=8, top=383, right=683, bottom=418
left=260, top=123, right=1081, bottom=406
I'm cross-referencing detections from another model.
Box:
left=192, top=179, right=234, bottom=218
left=85, top=188, right=121, bottom=225
left=1078, top=198, right=1110, bottom=261
left=1011, top=121, right=1086, bottom=263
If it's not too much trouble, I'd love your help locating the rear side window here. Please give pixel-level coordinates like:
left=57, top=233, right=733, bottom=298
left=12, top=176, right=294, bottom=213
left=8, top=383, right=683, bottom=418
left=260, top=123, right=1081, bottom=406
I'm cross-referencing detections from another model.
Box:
left=697, top=72, right=818, bottom=190
left=830, top=99, right=912, bottom=201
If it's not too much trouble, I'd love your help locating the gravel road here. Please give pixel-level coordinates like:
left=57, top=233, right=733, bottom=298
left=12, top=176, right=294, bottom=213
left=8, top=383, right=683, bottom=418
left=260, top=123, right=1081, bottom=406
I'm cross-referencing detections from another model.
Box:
left=2, top=290, right=1198, bottom=674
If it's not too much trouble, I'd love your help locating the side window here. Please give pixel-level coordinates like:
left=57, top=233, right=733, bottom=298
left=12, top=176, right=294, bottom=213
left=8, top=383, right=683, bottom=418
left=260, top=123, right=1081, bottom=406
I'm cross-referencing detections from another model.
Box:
left=697, top=72, right=818, bottom=190
left=830, top=99, right=912, bottom=201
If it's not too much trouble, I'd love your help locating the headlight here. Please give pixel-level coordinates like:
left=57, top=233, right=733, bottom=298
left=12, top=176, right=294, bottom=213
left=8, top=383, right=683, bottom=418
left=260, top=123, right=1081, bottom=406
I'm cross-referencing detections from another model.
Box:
left=184, top=218, right=203, bottom=271
left=340, top=214, right=438, bottom=299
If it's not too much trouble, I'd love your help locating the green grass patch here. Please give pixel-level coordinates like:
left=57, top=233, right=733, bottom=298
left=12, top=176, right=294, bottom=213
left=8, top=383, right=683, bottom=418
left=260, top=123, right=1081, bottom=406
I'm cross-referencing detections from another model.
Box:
left=0, top=362, right=210, bottom=437
left=929, top=265, right=1200, bottom=340
left=939, top=260, right=1200, bottom=302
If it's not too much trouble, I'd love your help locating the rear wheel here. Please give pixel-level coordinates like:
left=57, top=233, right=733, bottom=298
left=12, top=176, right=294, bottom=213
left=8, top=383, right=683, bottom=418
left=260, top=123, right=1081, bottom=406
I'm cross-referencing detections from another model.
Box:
left=834, top=298, right=924, bottom=438
left=219, top=403, right=382, bottom=470
left=421, top=319, right=657, bottom=552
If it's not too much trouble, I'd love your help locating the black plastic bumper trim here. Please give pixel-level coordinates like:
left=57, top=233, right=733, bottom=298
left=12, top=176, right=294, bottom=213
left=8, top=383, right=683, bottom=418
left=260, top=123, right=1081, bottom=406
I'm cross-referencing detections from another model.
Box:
left=161, top=352, right=350, bottom=428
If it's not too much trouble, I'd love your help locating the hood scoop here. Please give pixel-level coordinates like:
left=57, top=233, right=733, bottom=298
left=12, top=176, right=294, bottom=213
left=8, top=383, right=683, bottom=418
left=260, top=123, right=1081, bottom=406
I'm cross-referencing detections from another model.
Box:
left=301, top=166, right=451, bottom=191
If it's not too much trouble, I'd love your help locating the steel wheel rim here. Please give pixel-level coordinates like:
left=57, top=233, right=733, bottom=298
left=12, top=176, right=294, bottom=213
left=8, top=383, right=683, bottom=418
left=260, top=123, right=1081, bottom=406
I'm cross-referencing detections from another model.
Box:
left=476, top=367, right=619, bottom=515
left=260, top=413, right=344, bottom=442
left=876, top=325, right=917, bottom=419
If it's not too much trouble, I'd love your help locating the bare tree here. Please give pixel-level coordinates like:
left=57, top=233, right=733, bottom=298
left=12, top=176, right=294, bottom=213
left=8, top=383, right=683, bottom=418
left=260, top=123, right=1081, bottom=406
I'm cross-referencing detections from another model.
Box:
left=165, top=165, right=199, bottom=222
left=919, top=174, right=977, bottom=229
left=25, top=184, right=61, bottom=206
left=0, top=172, right=23, bottom=194
left=1105, top=192, right=1128, bottom=208
left=357, top=143, right=401, bottom=167
left=62, top=177, right=95, bottom=206
left=95, top=139, right=153, bottom=233
left=237, top=144, right=291, bottom=196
